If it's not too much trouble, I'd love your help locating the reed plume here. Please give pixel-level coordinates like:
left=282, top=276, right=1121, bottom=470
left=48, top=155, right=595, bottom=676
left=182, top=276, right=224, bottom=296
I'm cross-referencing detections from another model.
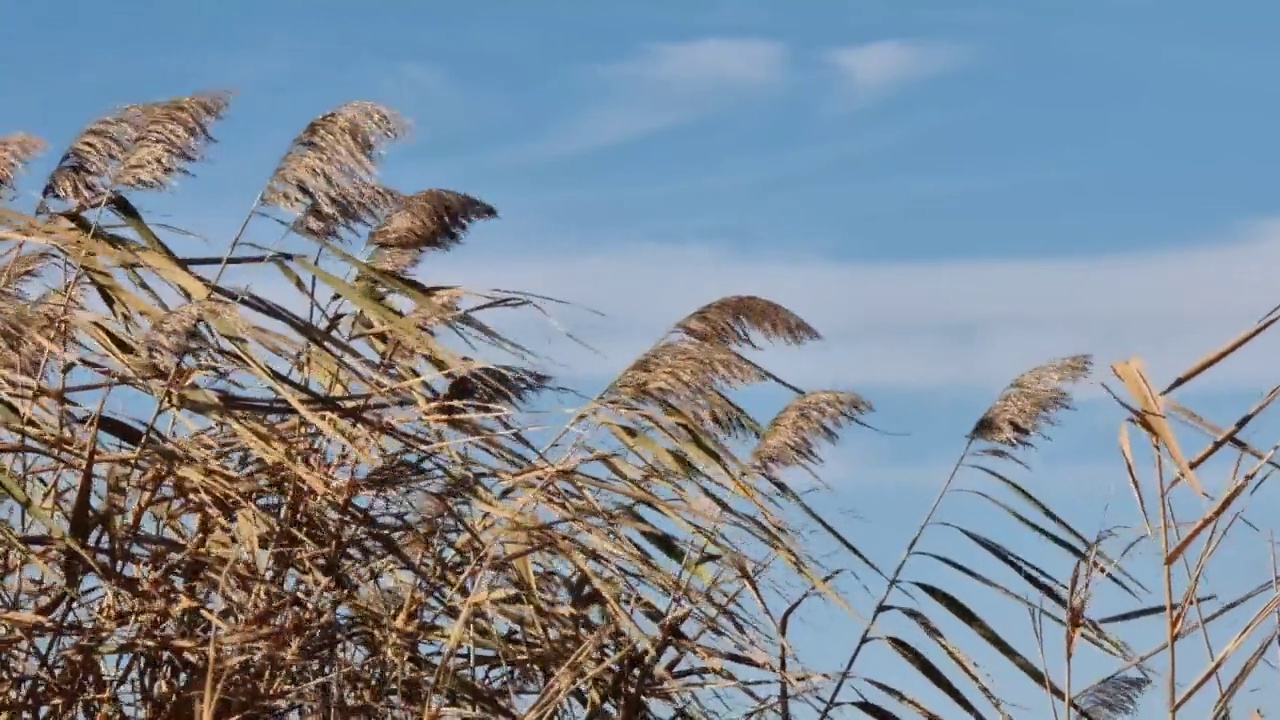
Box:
left=611, top=339, right=766, bottom=406
left=115, top=90, right=233, bottom=190
left=0, top=133, right=45, bottom=196
left=971, top=354, right=1093, bottom=449
left=368, top=189, right=497, bottom=252
left=42, top=108, right=144, bottom=207
left=676, top=294, right=821, bottom=349
left=262, top=101, right=406, bottom=242
left=42, top=91, right=232, bottom=207
left=752, top=390, right=872, bottom=474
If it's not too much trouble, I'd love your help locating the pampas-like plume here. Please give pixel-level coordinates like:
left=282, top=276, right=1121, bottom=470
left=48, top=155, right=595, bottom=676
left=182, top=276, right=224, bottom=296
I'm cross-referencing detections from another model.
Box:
left=0, top=133, right=45, bottom=196
left=140, top=300, right=233, bottom=374
left=611, top=339, right=766, bottom=406
left=1074, top=674, right=1150, bottom=719
left=42, top=109, right=145, bottom=207
left=751, top=390, right=872, bottom=474
left=0, top=248, right=52, bottom=298
left=970, top=354, right=1092, bottom=449
left=368, top=189, right=497, bottom=251
left=0, top=303, right=52, bottom=377
left=442, top=365, right=551, bottom=410
left=368, top=246, right=423, bottom=276
left=115, top=90, right=233, bottom=190
left=676, top=295, right=821, bottom=350
left=684, top=389, right=763, bottom=441
left=410, top=288, right=467, bottom=329
left=262, top=101, right=406, bottom=243
left=42, top=91, right=233, bottom=207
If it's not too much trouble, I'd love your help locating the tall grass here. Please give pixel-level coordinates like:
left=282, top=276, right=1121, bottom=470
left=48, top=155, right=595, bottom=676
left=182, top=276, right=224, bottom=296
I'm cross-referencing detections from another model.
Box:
left=0, top=89, right=1276, bottom=718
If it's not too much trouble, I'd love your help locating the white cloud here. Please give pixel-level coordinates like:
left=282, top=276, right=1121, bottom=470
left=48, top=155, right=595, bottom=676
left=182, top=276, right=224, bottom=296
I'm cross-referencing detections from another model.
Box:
left=524, top=38, right=788, bottom=158
left=825, top=40, right=967, bottom=105
left=427, top=218, right=1280, bottom=396
left=604, top=37, right=788, bottom=88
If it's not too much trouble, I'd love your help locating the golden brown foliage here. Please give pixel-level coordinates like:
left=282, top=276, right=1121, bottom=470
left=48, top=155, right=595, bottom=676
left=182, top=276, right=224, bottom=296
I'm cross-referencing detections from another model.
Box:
left=0, top=90, right=875, bottom=719
left=971, top=354, right=1093, bottom=449
left=1, top=87, right=1277, bottom=720
left=369, top=189, right=498, bottom=252
left=262, top=100, right=406, bottom=242
left=0, top=133, right=45, bottom=196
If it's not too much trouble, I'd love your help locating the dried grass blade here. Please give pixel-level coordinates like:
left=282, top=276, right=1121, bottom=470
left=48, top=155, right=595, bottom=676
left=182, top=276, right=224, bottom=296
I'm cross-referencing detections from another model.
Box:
left=1166, top=444, right=1273, bottom=567
left=1173, top=594, right=1280, bottom=711
left=1161, top=312, right=1280, bottom=396
left=1118, top=424, right=1154, bottom=535
left=1205, top=641, right=1270, bottom=720
left=1183, top=385, right=1280, bottom=475
left=1111, top=357, right=1207, bottom=498
left=881, top=636, right=987, bottom=719
left=910, top=582, right=1084, bottom=712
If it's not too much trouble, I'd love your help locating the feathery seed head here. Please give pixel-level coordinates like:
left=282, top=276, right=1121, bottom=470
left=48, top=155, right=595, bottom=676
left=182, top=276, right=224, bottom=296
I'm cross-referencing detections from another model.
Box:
left=970, top=354, right=1092, bottom=449
left=0, top=248, right=52, bottom=299
left=1075, top=674, right=1151, bottom=719
left=42, top=91, right=233, bottom=207
left=684, top=389, right=763, bottom=441
left=368, top=245, right=424, bottom=276
left=114, top=90, right=233, bottom=190
left=677, top=295, right=821, bottom=350
left=612, top=339, right=766, bottom=406
left=0, top=305, right=53, bottom=377
left=141, top=299, right=234, bottom=374
left=262, top=101, right=407, bottom=243
left=368, top=189, right=497, bottom=252
left=409, top=288, right=467, bottom=331
left=751, top=390, right=872, bottom=474
left=0, top=133, right=46, bottom=198
left=442, top=365, right=552, bottom=410
left=42, top=109, right=146, bottom=207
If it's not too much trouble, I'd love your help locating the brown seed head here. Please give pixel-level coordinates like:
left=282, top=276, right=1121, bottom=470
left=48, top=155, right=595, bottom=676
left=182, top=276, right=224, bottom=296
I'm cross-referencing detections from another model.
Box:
left=751, top=390, right=872, bottom=474
left=141, top=300, right=234, bottom=374
left=677, top=295, right=821, bottom=350
left=0, top=133, right=46, bottom=197
left=1075, top=674, right=1150, bottom=719
left=0, top=304, right=53, bottom=377
left=262, top=101, right=407, bottom=243
left=368, top=189, right=497, bottom=251
left=612, top=339, right=766, bottom=406
left=409, top=288, right=467, bottom=330
left=684, top=388, right=762, bottom=441
left=368, top=246, right=423, bottom=276
left=115, top=90, right=234, bottom=190
left=970, top=354, right=1092, bottom=449
left=0, top=248, right=52, bottom=298
left=442, top=365, right=552, bottom=410
left=42, top=109, right=146, bottom=207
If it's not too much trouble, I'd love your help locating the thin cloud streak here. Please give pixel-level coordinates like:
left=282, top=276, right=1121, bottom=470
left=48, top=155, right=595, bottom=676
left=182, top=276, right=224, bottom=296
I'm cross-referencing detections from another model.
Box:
left=517, top=37, right=789, bottom=159
left=424, top=218, right=1280, bottom=394
left=825, top=39, right=969, bottom=108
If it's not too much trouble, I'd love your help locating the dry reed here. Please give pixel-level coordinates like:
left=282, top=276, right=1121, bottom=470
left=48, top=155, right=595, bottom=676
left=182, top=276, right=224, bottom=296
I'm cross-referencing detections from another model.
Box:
left=0, top=87, right=1275, bottom=720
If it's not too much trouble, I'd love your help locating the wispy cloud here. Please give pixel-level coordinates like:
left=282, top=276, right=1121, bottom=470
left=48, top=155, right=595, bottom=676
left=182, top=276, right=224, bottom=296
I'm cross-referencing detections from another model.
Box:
left=825, top=39, right=968, bottom=107
left=524, top=37, right=788, bottom=159
left=429, top=218, right=1280, bottom=395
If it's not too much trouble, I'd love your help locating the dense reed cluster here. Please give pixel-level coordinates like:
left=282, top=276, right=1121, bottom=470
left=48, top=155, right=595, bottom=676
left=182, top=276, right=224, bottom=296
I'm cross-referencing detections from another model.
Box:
left=0, top=89, right=1275, bottom=719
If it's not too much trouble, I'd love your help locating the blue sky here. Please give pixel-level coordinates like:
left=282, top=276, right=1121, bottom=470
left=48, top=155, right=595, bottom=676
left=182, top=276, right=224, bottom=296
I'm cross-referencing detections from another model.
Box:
left=5, top=0, right=1280, bottom=717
